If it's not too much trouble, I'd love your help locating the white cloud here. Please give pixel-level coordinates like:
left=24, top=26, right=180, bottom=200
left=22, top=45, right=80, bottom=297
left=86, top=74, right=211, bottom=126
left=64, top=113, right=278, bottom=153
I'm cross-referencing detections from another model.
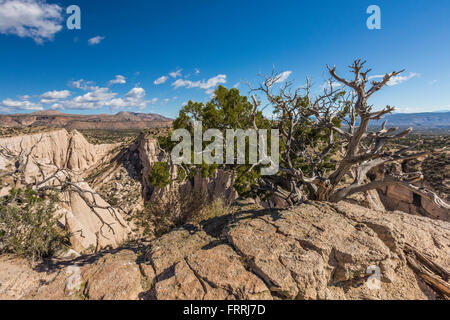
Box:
left=40, top=89, right=70, bottom=103
left=154, top=75, right=168, bottom=85
left=108, top=75, right=126, bottom=85
left=169, top=69, right=182, bottom=78
left=172, top=74, right=227, bottom=92
left=3, top=80, right=158, bottom=113
left=274, top=71, right=292, bottom=83
left=50, top=87, right=116, bottom=110
left=88, top=35, right=105, bottom=45
left=388, top=73, right=418, bottom=86
left=0, top=0, right=63, bottom=43
left=50, top=86, right=156, bottom=112
left=105, top=88, right=157, bottom=112
left=125, top=87, right=145, bottom=100
left=195, top=68, right=200, bottom=75
left=41, top=90, right=70, bottom=99
left=320, top=81, right=342, bottom=90
left=369, top=72, right=418, bottom=86
left=69, top=79, right=95, bottom=91
left=1, top=98, right=43, bottom=111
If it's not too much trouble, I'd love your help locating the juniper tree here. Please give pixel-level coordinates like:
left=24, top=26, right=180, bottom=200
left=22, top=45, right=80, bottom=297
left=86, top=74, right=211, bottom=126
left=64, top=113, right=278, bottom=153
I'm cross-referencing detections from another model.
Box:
left=157, top=60, right=449, bottom=210
left=250, top=59, right=449, bottom=209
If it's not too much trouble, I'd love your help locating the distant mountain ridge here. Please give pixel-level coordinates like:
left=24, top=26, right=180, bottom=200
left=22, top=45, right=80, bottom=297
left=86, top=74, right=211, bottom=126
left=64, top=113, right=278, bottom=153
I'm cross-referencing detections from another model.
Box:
left=376, top=111, right=450, bottom=129
left=0, top=110, right=173, bottom=130
left=375, top=111, right=450, bottom=128
left=0, top=110, right=448, bottom=130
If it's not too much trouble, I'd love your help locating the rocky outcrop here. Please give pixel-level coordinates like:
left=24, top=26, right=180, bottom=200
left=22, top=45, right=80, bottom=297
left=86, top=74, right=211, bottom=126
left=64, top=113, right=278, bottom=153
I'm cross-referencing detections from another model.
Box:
left=1, top=201, right=449, bottom=300
left=0, top=129, right=133, bottom=253
left=0, top=129, right=115, bottom=172
left=2, top=201, right=448, bottom=300
left=379, top=185, right=449, bottom=222
left=61, top=181, right=132, bottom=253
left=136, top=133, right=238, bottom=204
left=147, top=201, right=449, bottom=300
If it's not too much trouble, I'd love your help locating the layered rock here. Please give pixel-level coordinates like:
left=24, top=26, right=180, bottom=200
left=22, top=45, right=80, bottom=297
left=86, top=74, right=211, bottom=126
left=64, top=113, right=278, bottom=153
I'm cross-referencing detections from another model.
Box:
left=143, top=201, right=449, bottom=300
left=2, top=201, right=448, bottom=300
left=379, top=184, right=449, bottom=222
left=0, top=129, right=133, bottom=253
left=136, top=133, right=238, bottom=204
left=0, top=129, right=115, bottom=172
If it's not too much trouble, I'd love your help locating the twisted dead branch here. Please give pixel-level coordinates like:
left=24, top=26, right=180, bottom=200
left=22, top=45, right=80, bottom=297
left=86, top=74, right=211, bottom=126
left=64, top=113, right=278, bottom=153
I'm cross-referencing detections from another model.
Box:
left=250, top=59, right=449, bottom=210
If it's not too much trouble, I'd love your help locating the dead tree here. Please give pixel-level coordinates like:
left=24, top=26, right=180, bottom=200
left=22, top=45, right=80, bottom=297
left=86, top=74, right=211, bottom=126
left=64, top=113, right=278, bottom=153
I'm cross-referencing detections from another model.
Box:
left=251, top=59, right=449, bottom=210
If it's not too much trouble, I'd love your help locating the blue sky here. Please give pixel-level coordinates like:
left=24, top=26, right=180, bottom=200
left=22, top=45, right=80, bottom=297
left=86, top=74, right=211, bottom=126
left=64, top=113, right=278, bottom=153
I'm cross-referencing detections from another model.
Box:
left=0, top=0, right=449, bottom=118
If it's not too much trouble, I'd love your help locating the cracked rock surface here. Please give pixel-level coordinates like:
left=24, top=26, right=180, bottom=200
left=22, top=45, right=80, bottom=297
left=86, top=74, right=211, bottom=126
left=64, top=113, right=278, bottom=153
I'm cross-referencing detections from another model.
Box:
left=0, top=201, right=449, bottom=300
left=145, top=201, right=449, bottom=300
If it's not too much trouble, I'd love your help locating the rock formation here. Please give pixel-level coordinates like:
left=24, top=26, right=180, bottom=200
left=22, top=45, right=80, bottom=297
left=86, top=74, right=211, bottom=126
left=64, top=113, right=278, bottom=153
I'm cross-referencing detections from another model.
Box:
left=0, top=201, right=448, bottom=300
left=0, top=129, right=133, bottom=253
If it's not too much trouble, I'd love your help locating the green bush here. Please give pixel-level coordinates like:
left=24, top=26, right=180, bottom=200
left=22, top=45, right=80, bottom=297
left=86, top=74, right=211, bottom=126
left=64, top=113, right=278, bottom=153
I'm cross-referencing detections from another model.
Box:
left=149, top=162, right=171, bottom=189
left=0, top=189, right=69, bottom=262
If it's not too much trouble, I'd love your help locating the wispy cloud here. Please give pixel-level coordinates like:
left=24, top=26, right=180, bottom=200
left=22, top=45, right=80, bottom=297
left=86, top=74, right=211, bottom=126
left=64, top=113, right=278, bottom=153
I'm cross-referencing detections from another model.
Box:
left=0, top=0, right=63, bottom=43
left=369, top=72, right=419, bottom=86
left=69, top=79, right=96, bottom=91
left=154, top=75, right=168, bottom=85
left=320, top=81, right=342, bottom=90
left=2, top=79, right=159, bottom=113
left=274, top=71, right=292, bottom=83
left=172, top=74, right=227, bottom=93
left=1, top=98, right=43, bottom=112
left=88, top=35, right=105, bottom=45
left=169, top=69, right=183, bottom=78
left=108, top=75, right=126, bottom=85
left=40, top=90, right=71, bottom=104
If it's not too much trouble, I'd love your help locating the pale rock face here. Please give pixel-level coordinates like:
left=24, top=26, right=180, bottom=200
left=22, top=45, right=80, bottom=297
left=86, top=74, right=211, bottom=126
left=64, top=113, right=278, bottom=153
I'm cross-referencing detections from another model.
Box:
left=63, top=181, right=132, bottom=253
left=0, top=129, right=132, bottom=253
left=0, top=202, right=448, bottom=300
left=143, top=202, right=449, bottom=300
left=380, top=184, right=449, bottom=222
left=136, top=135, right=164, bottom=200
left=0, top=129, right=115, bottom=172
left=137, top=134, right=238, bottom=205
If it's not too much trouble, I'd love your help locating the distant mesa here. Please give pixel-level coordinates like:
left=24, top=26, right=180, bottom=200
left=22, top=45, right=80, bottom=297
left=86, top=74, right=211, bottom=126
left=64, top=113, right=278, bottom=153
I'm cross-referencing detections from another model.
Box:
left=372, top=111, right=450, bottom=129
left=0, top=110, right=173, bottom=130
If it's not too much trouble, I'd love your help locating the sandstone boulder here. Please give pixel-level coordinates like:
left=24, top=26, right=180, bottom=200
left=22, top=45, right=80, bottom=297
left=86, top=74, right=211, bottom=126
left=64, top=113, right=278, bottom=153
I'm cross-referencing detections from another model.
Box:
left=1, top=201, right=448, bottom=300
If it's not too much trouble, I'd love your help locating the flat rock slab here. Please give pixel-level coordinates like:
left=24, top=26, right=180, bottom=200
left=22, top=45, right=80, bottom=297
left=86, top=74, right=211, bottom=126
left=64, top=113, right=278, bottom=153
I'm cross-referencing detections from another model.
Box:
left=1, top=201, right=448, bottom=300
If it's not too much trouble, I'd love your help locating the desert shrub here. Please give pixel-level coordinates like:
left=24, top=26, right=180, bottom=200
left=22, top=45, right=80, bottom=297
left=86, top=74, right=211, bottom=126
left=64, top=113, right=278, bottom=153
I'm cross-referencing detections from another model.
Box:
left=149, top=162, right=171, bottom=189
left=189, top=198, right=231, bottom=225
left=134, top=190, right=208, bottom=238
left=0, top=189, right=70, bottom=262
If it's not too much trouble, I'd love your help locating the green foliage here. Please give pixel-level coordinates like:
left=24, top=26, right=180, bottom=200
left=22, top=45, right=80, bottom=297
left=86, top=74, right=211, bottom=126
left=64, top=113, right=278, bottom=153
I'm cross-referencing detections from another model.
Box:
left=173, top=85, right=270, bottom=132
left=0, top=188, right=69, bottom=262
left=158, top=85, right=347, bottom=200
left=149, top=162, right=171, bottom=189
left=167, top=85, right=273, bottom=195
